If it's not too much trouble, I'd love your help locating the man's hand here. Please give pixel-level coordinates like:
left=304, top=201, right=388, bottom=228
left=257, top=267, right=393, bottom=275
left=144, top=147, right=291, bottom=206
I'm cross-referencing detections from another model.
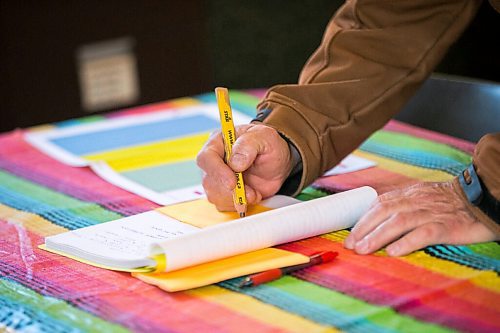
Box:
left=344, top=181, right=497, bottom=256
left=196, top=123, right=293, bottom=211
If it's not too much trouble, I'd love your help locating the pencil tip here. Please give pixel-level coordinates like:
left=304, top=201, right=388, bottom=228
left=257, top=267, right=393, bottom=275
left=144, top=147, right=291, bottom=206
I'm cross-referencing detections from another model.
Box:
left=239, top=212, right=246, bottom=218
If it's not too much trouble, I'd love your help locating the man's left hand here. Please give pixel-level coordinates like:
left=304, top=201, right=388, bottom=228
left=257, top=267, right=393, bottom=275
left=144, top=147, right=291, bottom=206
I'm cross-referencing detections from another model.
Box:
left=344, top=181, right=497, bottom=256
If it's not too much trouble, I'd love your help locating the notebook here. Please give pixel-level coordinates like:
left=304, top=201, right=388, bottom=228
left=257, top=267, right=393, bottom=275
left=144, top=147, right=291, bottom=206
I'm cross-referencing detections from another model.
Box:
left=41, top=186, right=377, bottom=291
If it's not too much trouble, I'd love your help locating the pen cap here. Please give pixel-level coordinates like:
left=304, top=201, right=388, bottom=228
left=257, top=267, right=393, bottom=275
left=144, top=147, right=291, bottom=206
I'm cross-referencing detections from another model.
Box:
left=318, top=251, right=338, bottom=263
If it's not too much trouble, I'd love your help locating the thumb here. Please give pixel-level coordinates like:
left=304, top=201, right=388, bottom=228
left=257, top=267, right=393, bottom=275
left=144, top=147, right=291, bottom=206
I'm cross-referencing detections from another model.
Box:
left=229, top=135, right=261, bottom=172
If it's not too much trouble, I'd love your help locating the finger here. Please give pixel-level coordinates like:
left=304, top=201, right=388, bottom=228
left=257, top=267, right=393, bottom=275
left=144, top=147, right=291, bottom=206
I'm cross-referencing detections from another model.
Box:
left=353, top=210, right=426, bottom=255
left=385, top=222, right=447, bottom=256
left=201, top=130, right=226, bottom=159
left=197, top=147, right=235, bottom=190
left=202, top=171, right=235, bottom=210
left=208, top=184, right=260, bottom=212
left=243, top=185, right=262, bottom=206
left=345, top=196, right=412, bottom=249
left=229, top=132, right=264, bottom=172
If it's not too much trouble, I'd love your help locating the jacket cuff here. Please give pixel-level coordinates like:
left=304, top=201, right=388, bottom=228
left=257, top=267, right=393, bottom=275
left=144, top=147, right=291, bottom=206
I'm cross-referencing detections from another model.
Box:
left=256, top=96, right=327, bottom=196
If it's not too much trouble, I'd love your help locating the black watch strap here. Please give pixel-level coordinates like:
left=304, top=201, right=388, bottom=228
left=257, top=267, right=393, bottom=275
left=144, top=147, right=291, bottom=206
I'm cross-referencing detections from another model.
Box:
left=252, top=109, right=273, bottom=123
left=459, top=164, right=500, bottom=224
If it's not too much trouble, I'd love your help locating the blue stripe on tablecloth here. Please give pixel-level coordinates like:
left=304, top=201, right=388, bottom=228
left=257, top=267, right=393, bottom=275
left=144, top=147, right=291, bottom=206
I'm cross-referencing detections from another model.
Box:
left=425, top=245, right=500, bottom=273
left=0, top=186, right=100, bottom=230
left=360, top=141, right=466, bottom=176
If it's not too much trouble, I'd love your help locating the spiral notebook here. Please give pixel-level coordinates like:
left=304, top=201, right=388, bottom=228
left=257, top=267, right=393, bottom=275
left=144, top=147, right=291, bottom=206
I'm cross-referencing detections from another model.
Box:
left=41, top=187, right=377, bottom=291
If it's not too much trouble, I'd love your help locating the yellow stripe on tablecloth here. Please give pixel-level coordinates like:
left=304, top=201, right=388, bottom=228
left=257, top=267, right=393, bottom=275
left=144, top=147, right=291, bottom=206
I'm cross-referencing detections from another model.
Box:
left=187, top=286, right=338, bottom=333
left=27, top=124, right=57, bottom=132
left=166, top=97, right=201, bottom=107
left=83, top=132, right=211, bottom=172
left=0, top=204, right=67, bottom=236
left=400, top=251, right=500, bottom=294
left=322, top=231, right=500, bottom=293
left=353, top=151, right=454, bottom=182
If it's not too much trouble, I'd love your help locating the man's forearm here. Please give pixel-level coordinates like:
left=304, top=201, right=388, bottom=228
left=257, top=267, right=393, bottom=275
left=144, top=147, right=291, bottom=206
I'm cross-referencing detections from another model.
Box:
left=256, top=0, right=481, bottom=195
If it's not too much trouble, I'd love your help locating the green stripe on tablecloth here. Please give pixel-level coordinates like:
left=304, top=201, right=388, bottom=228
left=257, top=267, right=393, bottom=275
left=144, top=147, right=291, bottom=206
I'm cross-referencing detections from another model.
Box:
left=296, top=187, right=330, bottom=201
left=227, top=90, right=260, bottom=115
left=466, top=243, right=500, bottom=260
left=0, top=170, right=121, bottom=223
left=271, top=276, right=452, bottom=333
left=0, top=278, right=129, bottom=333
left=221, top=276, right=452, bottom=333
left=195, top=91, right=259, bottom=117
left=367, top=131, right=471, bottom=164
left=56, top=115, right=106, bottom=128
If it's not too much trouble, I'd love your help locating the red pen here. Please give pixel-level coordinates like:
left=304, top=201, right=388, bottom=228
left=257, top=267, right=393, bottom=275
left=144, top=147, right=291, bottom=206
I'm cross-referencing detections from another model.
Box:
left=239, top=251, right=338, bottom=288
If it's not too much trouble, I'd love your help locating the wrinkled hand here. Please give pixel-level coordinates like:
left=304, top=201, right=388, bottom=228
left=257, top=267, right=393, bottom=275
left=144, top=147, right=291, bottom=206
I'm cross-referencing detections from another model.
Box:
left=196, top=123, right=293, bottom=211
left=344, top=181, right=497, bottom=256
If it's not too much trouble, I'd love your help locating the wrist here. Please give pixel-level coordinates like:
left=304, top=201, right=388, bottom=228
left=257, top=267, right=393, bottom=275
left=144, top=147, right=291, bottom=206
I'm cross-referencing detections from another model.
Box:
left=252, top=108, right=304, bottom=196
left=457, top=163, right=500, bottom=236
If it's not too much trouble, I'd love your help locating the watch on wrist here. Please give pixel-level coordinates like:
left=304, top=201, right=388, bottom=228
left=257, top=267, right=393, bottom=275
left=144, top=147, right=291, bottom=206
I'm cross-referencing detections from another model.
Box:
left=252, top=109, right=273, bottom=123
left=459, top=163, right=500, bottom=224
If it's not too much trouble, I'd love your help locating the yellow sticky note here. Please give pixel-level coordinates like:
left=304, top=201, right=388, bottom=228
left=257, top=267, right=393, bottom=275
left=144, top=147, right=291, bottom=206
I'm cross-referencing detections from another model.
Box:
left=133, top=248, right=309, bottom=292
left=156, top=199, right=272, bottom=228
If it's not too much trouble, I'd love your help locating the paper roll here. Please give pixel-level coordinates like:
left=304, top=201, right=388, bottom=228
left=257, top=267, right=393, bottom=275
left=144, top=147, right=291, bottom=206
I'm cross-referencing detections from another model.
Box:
left=151, top=186, right=377, bottom=272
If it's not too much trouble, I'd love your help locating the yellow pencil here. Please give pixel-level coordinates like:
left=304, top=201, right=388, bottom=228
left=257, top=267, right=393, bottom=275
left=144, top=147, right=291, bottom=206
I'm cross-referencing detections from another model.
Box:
left=215, top=87, right=247, bottom=218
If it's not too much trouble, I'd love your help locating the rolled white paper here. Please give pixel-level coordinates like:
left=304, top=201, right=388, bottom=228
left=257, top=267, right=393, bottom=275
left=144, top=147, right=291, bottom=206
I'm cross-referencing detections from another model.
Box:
left=151, top=186, right=377, bottom=272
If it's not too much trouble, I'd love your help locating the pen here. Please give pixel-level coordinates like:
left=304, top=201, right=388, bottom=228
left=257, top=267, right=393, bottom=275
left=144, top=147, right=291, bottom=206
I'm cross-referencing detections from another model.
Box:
left=215, top=87, right=248, bottom=218
left=239, top=251, right=338, bottom=287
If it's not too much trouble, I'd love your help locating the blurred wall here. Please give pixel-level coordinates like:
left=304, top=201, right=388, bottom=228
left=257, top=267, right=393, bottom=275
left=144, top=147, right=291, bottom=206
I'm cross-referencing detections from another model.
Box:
left=0, top=1, right=212, bottom=132
left=1, top=1, right=499, bottom=132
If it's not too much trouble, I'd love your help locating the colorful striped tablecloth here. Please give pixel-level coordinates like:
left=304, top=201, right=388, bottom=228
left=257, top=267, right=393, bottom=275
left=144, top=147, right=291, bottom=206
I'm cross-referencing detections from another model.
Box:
left=1, top=91, right=499, bottom=333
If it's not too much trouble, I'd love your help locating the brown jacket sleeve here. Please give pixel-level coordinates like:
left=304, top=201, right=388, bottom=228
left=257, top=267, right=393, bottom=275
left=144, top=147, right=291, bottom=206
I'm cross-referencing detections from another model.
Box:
left=256, top=0, right=481, bottom=195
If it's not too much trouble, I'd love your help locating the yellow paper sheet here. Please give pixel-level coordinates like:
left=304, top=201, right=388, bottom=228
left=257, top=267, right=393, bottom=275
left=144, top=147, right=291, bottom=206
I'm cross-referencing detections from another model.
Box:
left=84, top=132, right=211, bottom=172
left=157, top=198, right=272, bottom=228
left=133, top=248, right=309, bottom=292
left=141, top=198, right=307, bottom=291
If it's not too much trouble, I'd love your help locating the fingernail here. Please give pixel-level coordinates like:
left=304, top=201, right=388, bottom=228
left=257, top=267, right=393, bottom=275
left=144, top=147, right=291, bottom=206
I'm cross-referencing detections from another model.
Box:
left=387, top=244, right=400, bottom=257
left=344, top=236, right=354, bottom=249
left=355, top=238, right=370, bottom=254
left=230, top=153, right=246, bottom=169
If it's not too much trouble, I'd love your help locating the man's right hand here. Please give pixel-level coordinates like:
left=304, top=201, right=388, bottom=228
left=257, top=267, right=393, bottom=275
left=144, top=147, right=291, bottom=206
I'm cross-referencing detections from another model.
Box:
left=196, top=123, right=293, bottom=211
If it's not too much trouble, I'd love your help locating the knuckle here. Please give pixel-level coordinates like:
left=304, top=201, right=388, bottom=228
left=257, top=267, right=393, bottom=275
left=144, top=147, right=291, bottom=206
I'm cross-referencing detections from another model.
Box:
left=201, top=175, right=211, bottom=189
left=252, top=124, right=276, bottom=137
left=195, top=151, right=206, bottom=168
left=419, top=224, right=440, bottom=240
left=208, top=129, right=222, bottom=140
left=374, top=200, right=391, bottom=213
left=262, top=126, right=280, bottom=139
left=391, top=211, right=408, bottom=224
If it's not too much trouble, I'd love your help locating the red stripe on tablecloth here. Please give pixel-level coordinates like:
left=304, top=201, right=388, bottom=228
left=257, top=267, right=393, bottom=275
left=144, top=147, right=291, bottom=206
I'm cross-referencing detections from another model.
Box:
left=0, top=221, right=283, bottom=333
left=106, top=101, right=181, bottom=118
left=313, top=167, right=419, bottom=195
left=280, top=238, right=500, bottom=333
